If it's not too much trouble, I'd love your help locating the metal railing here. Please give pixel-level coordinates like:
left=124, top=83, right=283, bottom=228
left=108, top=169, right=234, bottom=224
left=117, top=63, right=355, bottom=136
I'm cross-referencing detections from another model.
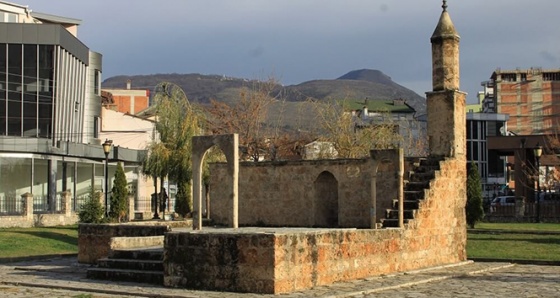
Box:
left=0, top=196, right=24, bottom=215
left=32, top=195, right=63, bottom=214
left=486, top=200, right=560, bottom=221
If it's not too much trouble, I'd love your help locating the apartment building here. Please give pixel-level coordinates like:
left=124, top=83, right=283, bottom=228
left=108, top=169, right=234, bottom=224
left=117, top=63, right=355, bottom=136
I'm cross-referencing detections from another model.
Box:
left=490, top=68, right=560, bottom=135
left=102, top=80, right=150, bottom=115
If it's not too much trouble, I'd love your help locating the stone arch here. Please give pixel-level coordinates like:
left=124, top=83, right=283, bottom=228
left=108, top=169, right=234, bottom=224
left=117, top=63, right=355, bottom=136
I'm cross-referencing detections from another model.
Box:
left=192, top=134, right=239, bottom=230
left=313, top=171, right=339, bottom=228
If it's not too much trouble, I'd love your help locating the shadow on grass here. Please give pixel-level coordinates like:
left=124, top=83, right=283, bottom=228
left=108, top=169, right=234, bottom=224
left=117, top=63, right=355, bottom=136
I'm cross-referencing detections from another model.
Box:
left=470, top=236, right=560, bottom=245
left=10, top=231, right=78, bottom=246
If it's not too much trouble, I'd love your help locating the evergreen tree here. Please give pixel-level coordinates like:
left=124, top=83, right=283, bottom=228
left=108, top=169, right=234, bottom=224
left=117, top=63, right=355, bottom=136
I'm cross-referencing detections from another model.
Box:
left=466, top=162, right=484, bottom=228
left=175, top=180, right=192, bottom=218
left=78, top=186, right=104, bottom=223
left=109, top=162, right=129, bottom=222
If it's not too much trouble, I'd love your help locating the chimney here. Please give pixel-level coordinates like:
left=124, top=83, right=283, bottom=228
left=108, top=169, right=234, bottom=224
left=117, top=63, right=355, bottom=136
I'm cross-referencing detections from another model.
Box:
left=126, top=80, right=131, bottom=90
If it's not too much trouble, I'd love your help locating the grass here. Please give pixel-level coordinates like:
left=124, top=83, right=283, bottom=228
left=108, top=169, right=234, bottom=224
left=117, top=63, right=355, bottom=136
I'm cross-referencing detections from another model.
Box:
left=473, top=222, right=560, bottom=232
left=467, top=222, right=560, bottom=261
left=0, top=225, right=78, bottom=259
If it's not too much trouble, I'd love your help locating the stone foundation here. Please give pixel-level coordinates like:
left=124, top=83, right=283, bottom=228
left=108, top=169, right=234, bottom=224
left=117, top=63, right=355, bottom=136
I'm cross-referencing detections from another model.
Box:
left=165, top=158, right=466, bottom=294
left=78, top=220, right=191, bottom=264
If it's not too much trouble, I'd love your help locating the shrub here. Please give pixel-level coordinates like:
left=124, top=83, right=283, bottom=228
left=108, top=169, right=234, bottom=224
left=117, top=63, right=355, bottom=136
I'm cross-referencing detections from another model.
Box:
left=175, top=181, right=192, bottom=218
left=109, top=162, right=129, bottom=222
left=79, top=187, right=104, bottom=223
left=466, top=162, right=484, bottom=228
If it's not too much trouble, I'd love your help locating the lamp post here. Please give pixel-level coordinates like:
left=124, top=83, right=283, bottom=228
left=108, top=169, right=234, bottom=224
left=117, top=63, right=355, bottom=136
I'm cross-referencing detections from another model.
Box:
left=102, top=139, right=113, bottom=218
left=534, top=142, right=543, bottom=223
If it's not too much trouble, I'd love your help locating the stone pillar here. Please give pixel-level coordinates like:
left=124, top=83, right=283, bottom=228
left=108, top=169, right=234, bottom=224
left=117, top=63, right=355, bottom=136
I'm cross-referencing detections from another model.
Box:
left=127, top=195, right=135, bottom=221
left=61, top=191, right=72, bottom=217
left=21, top=192, right=33, bottom=221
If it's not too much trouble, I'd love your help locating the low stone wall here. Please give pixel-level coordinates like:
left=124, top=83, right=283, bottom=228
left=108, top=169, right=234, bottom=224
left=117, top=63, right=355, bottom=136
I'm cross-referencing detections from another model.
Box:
left=78, top=223, right=174, bottom=264
left=0, top=192, right=78, bottom=228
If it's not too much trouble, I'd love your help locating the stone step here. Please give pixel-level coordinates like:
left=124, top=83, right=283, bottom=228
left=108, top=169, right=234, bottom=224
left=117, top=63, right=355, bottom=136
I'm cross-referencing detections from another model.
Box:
left=385, top=209, right=415, bottom=220
left=408, top=171, right=436, bottom=182
left=393, top=199, right=421, bottom=210
left=404, top=190, right=424, bottom=201
left=405, top=181, right=430, bottom=191
left=419, top=157, right=443, bottom=167
left=110, top=247, right=163, bottom=261
left=97, top=258, right=163, bottom=271
left=380, top=218, right=410, bottom=228
left=87, top=267, right=163, bottom=285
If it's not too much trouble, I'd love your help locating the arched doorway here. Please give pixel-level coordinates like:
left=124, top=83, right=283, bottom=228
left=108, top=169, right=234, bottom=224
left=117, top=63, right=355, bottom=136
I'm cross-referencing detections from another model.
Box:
left=313, top=171, right=339, bottom=227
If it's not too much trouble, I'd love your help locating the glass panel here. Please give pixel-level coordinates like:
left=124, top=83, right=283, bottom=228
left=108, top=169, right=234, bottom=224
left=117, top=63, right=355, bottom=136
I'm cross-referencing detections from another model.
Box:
left=0, top=44, right=5, bottom=135
left=76, top=162, right=93, bottom=201
left=7, top=44, right=22, bottom=136
left=32, top=158, right=49, bottom=212
left=23, top=45, right=37, bottom=137
left=38, top=45, right=54, bottom=138
left=0, top=156, right=31, bottom=197
left=0, top=157, right=31, bottom=214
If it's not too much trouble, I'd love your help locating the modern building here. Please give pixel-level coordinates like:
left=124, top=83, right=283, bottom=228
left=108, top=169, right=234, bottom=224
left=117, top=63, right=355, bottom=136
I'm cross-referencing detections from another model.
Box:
left=466, top=111, right=509, bottom=198
left=0, top=1, right=143, bottom=225
left=490, top=68, right=560, bottom=135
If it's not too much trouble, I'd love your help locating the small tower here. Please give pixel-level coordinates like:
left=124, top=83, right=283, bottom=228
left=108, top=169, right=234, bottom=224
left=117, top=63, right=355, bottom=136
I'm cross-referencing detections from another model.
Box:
left=426, top=0, right=466, bottom=158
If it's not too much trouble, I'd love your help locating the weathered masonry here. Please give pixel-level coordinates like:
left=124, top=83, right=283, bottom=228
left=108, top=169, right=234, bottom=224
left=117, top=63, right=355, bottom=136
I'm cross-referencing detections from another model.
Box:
left=81, top=1, right=468, bottom=294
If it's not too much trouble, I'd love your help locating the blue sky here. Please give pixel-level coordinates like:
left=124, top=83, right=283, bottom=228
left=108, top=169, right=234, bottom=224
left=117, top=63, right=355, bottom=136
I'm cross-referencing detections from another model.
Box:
left=21, top=0, right=560, bottom=103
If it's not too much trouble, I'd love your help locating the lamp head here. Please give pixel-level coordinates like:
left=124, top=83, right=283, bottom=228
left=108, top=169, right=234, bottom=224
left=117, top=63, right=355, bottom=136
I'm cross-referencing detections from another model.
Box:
left=102, top=139, right=113, bottom=155
left=534, top=142, right=543, bottom=158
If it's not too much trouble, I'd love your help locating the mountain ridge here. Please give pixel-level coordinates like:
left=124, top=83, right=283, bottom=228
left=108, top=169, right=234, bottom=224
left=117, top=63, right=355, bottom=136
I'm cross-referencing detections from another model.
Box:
left=102, top=69, right=426, bottom=114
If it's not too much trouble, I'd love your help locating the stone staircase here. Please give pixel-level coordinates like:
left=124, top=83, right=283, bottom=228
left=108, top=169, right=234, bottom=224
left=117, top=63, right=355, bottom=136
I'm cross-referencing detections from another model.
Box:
left=87, top=247, right=164, bottom=285
left=381, top=157, right=442, bottom=228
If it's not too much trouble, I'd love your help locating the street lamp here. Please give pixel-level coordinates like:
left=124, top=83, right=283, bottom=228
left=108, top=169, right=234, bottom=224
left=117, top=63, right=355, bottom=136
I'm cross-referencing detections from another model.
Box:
left=533, top=142, right=543, bottom=223
left=102, top=139, right=113, bottom=218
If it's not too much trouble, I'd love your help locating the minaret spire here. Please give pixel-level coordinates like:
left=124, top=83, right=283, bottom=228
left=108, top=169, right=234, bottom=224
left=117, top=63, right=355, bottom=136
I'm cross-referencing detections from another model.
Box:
left=442, top=0, right=447, bottom=11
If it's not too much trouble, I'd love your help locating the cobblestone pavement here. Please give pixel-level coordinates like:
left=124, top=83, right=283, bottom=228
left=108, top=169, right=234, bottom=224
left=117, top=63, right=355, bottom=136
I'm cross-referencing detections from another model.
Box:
left=0, top=257, right=559, bottom=297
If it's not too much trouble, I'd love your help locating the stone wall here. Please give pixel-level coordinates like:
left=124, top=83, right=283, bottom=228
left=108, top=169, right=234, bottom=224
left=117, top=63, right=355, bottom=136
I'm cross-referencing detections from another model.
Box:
left=78, top=223, right=176, bottom=264
left=165, top=157, right=467, bottom=294
left=209, top=158, right=399, bottom=228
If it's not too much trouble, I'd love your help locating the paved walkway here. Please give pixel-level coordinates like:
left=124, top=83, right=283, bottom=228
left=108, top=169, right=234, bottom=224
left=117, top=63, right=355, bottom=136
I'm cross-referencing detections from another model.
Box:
left=0, top=257, right=559, bottom=297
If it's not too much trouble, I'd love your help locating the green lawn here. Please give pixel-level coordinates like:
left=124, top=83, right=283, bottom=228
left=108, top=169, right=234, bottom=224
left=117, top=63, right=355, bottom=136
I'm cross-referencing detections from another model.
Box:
left=0, top=225, right=78, bottom=259
left=473, top=222, right=560, bottom=232
left=467, top=222, right=560, bottom=261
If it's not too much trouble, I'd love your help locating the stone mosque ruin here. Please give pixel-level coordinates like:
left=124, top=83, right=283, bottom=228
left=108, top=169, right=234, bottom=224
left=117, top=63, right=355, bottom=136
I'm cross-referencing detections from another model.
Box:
left=82, top=1, right=468, bottom=294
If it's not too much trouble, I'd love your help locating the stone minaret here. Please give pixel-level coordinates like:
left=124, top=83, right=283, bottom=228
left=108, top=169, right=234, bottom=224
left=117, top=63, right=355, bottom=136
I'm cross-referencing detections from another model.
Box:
left=426, top=0, right=466, bottom=158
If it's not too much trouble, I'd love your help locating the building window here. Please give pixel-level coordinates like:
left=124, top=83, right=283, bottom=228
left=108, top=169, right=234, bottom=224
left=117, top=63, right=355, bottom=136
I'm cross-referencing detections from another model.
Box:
left=542, top=72, right=560, bottom=81
left=520, top=73, right=527, bottom=81
left=0, top=43, right=55, bottom=138
left=94, top=70, right=100, bottom=95
left=93, top=117, right=99, bottom=139
left=502, top=73, right=517, bottom=82
left=0, top=12, right=18, bottom=23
